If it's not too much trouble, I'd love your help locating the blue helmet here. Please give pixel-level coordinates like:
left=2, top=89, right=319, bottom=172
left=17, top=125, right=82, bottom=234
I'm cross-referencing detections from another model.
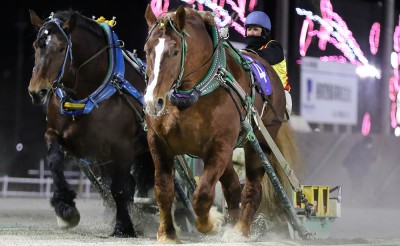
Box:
left=245, top=11, right=271, bottom=31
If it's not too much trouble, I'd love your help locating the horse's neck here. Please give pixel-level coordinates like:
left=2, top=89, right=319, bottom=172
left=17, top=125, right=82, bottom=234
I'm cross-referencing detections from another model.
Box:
left=183, top=32, right=214, bottom=89
left=67, top=30, right=109, bottom=96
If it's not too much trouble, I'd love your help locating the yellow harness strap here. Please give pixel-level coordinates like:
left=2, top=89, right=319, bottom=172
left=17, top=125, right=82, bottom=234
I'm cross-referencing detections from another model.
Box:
left=63, top=102, right=86, bottom=110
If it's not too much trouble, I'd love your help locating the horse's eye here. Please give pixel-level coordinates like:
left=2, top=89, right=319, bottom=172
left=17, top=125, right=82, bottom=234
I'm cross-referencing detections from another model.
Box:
left=170, top=50, right=179, bottom=57
left=58, top=47, right=65, bottom=53
left=38, top=37, right=47, bottom=49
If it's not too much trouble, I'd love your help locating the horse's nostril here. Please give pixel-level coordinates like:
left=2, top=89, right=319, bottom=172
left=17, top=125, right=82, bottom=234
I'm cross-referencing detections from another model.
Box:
left=38, top=89, right=48, bottom=98
left=154, top=98, right=164, bottom=115
left=156, top=98, right=164, bottom=107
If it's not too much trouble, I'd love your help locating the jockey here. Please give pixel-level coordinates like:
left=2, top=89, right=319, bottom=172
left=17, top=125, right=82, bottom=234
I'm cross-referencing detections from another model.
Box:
left=244, top=11, right=292, bottom=115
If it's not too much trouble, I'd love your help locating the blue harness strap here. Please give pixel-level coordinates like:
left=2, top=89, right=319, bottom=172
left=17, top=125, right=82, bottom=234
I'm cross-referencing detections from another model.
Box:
left=57, top=23, right=144, bottom=116
left=242, top=54, right=272, bottom=96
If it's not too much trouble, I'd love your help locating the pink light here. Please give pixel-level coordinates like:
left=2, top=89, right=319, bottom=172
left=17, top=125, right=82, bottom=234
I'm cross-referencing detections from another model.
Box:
left=394, top=69, right=399, bottom=92
left=318, top=0, right=333, bottom=50
left=309, top=29, right=363, bottom=65
left=218, top=0, right=226, bottom=7
left=225, top=0, right=246, bottom=22
left=390, top=77, right=397, bottom=101
left=394, top=16, right=400, bottom=52
left=361, top=112, right=371, bottom=136
left=151, top=0, right=169, bottom=17
left=390, top=15, right=400, bottom=130
left=296, top=0, right=368, bottom=65
left=369, top=22, right=380, bottom=55
left=320, top=56, right=347, bottom=63
left=299, top=18, right=314, bottom=56
left=148, top=0, right=250, bottom=34
left=391, top=102, right=398, bottom=128
left=230, top=21, right=246, bottom=36
left=249, top=0, right=257, bottom=12
left=238, top=0, right=246, bottom=12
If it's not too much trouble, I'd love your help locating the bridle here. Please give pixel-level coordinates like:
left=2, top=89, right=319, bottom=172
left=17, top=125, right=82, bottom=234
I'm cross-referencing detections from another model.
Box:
left=37, top=15, right=73, bottom=93
left=145, top=15, right=224, bottom=108
left=35, top=13, right=145, bottom=117
left=145, top=17, right=188, bottom=89
left=37, top=14, right=114, bottom=96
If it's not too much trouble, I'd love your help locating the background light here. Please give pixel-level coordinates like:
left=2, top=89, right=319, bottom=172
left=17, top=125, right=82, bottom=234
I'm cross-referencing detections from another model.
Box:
left=355, top=64, right=381, bottom=79
left=16, top=143, right=23, bottom=152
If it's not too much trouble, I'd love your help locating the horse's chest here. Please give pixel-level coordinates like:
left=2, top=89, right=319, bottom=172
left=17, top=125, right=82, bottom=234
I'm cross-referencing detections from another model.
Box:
left=152, top=111, right=205, bottom=152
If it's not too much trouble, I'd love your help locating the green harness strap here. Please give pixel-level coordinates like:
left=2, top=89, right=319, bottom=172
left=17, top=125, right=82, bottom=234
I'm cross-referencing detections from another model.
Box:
left=174, top=24, right=225, bottom=96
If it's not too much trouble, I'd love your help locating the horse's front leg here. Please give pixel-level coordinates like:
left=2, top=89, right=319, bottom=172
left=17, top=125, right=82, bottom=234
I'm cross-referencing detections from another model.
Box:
left=45, top=130, right=80, bottom=228
left=110, top=161, right=136, bottom=237
left=148, top=131, right=178, bottom=243
left=193, top=145, right=234, bottom=234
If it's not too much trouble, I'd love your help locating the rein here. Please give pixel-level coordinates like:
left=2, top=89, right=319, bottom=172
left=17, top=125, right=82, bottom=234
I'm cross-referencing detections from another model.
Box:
left=72, top=43, right=115, bottom=91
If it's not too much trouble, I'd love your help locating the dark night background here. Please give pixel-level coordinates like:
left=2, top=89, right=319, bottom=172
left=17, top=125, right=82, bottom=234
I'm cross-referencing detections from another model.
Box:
left=1, top=1, right=399, bottom=176
left=1, top=1, right=150, bottom=176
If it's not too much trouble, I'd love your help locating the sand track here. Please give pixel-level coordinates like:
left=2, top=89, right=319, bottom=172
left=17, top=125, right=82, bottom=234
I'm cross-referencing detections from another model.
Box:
left=0, top=197, right=399, bottom=246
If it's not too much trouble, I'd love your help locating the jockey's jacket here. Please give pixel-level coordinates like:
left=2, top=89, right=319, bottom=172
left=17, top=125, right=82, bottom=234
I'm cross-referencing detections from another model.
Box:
left=259, top=40, right=291, bottom=92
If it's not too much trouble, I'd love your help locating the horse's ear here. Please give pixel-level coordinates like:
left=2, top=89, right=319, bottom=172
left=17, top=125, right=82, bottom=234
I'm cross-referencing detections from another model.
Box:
left=198, top=11, right=215, bottom=26
left=145, top=4, right=157, bottom=28
left=29, top=10, right=43, bottom=28
left=174, top=6, right=186, bottom=33
left=62, top=12, right=79, bottom=32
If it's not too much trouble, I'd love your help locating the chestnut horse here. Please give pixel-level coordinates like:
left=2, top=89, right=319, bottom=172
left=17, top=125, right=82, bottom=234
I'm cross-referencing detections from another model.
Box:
left=144, top=6, right=301, bottom=243
left=28, top=10, right=153, bottom=237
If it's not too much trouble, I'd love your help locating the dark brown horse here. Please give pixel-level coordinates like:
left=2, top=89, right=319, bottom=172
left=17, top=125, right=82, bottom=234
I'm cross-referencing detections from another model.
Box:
left=144, top=6, right=302, bottom=243
left=28, top=10, right=153, bottom=237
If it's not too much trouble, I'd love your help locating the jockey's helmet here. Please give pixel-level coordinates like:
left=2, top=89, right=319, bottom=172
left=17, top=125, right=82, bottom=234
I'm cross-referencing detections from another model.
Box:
left=245, top=11, right=271, bottom=31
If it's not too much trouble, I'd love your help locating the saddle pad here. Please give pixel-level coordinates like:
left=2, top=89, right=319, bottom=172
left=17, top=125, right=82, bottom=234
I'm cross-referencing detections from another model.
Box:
left=242, top=54, right=272, bottom=96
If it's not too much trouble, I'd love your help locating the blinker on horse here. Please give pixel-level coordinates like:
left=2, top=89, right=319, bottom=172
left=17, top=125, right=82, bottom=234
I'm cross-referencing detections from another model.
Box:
left=144, top=5, right=302, bottom=243
left=28, top=10, right=153, bottom=237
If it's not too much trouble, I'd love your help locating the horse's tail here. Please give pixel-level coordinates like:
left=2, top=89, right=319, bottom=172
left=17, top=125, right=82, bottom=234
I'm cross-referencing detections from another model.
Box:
left=257, top=121, right=304, bottom=222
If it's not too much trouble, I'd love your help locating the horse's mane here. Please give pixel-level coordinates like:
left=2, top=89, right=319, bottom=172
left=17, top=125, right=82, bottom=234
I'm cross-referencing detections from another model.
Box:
left=53, top=10, right=79, bottom=22
left=51, top=10, right=103, bottom=38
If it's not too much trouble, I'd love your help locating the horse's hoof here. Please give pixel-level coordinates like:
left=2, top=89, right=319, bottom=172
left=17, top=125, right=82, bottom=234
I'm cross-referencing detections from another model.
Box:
left=111, top=228, right=137, bottom=238
left=157, top=233, right=181, bottom=244
left=56, top=206, right=80, bottom=229
left=196, top=206, right=224, bottom=235
left=111, top=222, right=137, bottom=238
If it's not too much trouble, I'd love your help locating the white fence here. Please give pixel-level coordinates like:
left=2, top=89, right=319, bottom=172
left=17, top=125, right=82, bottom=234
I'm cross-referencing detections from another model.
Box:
left=0, top=159, right=98, bottom=198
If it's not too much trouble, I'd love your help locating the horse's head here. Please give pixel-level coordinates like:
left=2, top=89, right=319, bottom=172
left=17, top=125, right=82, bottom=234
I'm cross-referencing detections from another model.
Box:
left=28, top=10, right=76, bottom=104
left=143, top=5, right=214, bottom=116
